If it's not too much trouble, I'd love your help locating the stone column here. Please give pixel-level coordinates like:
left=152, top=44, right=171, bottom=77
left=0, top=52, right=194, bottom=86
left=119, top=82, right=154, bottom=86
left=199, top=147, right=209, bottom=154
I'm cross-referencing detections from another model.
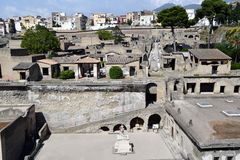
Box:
left=93, top=63, right=98, bottom=78
left=145, top=66, right=149, bottom=77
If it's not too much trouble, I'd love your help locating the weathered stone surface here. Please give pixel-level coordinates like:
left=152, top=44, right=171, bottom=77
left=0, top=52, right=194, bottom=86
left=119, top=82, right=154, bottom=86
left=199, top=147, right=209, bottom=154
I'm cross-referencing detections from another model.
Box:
left=0, top=84, right=146, bottom=131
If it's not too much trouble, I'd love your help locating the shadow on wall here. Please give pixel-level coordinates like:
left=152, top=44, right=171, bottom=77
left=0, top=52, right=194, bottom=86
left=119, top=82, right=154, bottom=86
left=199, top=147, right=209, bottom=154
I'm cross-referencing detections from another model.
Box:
left=24, top=112, right=51, bottom=160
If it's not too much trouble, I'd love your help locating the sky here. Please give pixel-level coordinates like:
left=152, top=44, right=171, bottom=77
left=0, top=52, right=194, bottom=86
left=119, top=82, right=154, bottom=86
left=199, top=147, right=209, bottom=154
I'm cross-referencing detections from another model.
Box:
left=0, top=0, right=203, bottom=18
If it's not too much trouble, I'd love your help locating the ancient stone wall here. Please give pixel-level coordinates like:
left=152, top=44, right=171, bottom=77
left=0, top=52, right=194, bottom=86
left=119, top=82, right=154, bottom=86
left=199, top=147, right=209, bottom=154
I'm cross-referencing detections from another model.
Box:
left=0, top=84, right=146, bottom=131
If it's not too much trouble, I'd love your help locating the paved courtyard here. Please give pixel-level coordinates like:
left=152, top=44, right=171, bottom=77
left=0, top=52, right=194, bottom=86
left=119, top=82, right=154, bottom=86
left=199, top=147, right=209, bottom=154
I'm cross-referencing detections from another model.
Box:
left=36, top=132, right=176, bottom=160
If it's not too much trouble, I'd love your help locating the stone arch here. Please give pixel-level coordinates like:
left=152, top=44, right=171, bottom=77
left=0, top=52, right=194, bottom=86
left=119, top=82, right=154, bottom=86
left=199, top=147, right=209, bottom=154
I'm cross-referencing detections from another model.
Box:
left=113, top=124, right=127, bottom=132
left=99, top=126, right=110, bottom=132
left=148, top=114, right=161, bottom=129
left=188, top=35, right=194, bottom=38
left=130, top=117, right=144, bottom=130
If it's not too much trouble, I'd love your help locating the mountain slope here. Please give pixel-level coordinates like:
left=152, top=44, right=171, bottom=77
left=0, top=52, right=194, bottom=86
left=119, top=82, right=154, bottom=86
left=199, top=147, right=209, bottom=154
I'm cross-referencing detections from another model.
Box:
left=154, top=3, right=175, bottom=12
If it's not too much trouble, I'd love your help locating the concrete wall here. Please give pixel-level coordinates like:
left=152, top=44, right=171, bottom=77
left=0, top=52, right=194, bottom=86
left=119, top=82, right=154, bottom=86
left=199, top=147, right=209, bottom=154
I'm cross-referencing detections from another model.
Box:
left=191, top=62, right=231, bottom=75
left=164, top=114, right=201, bottom=159
left=184, top=77, right=240, bottom=95
left=164, top=113, right=240, bottom=160
left=0, top=48, right=40, bottom=80
left=0, top=105, right=36, bottom=160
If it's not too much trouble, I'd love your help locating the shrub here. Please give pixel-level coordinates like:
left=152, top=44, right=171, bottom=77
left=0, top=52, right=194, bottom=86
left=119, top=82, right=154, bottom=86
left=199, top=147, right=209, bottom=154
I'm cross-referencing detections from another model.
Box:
left=109, top=66, right=123, bottom=79
left=59, top=70, right=75, bottom=80
left=231, top=63, right=240, bottom=70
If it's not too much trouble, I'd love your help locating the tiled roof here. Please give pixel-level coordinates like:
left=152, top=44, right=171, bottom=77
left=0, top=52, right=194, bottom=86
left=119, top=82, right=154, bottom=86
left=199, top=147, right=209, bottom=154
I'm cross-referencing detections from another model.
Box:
left=38, top=59, right=59, bottom=65
left=189, top=49, right=232, bottom=60
left=76, top=57, right=100, bottom=64
left=13, top=63, right=35, bottom=70
left=106, top=55, right=140, bottom=65
left=53, top=55, right=85, bottom=64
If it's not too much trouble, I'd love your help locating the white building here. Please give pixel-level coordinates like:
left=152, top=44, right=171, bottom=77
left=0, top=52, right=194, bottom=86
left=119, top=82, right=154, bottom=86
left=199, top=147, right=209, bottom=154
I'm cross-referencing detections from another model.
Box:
left=196, top=17, right=218, bottom=27
left=51, top=12, right=87, bottom=31
left=0, top=21, right=6, bottom=36
left=186, top=9, right=195, bottom=20
left=140, top=11, right=154, bottom=26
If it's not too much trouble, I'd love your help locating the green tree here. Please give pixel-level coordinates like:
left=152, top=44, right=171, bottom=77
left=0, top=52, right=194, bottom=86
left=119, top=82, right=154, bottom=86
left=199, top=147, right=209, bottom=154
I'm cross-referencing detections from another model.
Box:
left=96, top=30, right=113, bottom=40
left=228, top=2, right=240, bottom=26
left=21, top=25, right=60, bottom=54
left=195, top=0, right=229, bottom=48
left=215, top=28, right=240, bottom=62
left=127, top=19, right=132, bottom=26
left=112, top=26, right=124, bottom=44
left=157, top=6, right=189, bottom=52
left=96, top=27, right=125, bottom=44
left=9, top=19, right=16, bottom=34
left=109, top=66, right=123, bottom=79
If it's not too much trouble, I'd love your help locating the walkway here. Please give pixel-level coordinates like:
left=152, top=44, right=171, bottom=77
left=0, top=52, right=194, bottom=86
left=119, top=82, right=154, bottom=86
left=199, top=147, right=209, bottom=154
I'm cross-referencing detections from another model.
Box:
left=36, top=132, right=177, bottom=160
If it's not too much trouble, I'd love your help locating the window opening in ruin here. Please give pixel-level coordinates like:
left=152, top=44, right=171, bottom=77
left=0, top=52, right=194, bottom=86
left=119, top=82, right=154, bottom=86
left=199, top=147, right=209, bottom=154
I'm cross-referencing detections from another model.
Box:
left=227, top=156, right=234, bottom=160
left=148, top=114, right=161, bottom=129
left=213, top=157, right=220, bottom=160
left=42, top=68, right=49, bottom=75
left=188, top=35, right=194, bottom=38
left=220, top=86, right=225, bottom=94
left=234, top=86, right=240, bottom=93
left=174, top=80, right=179, bottom=91
left=129, top=66, right=136, bottom=76
left=212, top=66, right=218, bottom=74
left=63, top=66, right=69, bottom=71
left=113, top=124, right=127, bottom=132
left=20, top=72, right=26, bottom=80
left=187, top=83, right=196, bottom=93
left=130, top=117, right=144, bottom=130
left=100, top=126, right=110, bottom=132
left=200, top=83, right=214, bottom=93
left=126, top=49, right=132, bottom=53
left=171, top=127, right=174, bottom=138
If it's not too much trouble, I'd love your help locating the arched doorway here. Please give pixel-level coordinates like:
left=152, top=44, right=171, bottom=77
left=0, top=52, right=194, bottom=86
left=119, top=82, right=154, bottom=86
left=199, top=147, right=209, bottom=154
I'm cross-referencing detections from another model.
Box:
left=148, top=114, right=161, bottom=129
left=99, top=126, right=110, bottom=132
left=113, top=124, right=127, bottom=132
left=146, top=83, right=157, bottom=106
left=130, top=117, right=144, bottom=130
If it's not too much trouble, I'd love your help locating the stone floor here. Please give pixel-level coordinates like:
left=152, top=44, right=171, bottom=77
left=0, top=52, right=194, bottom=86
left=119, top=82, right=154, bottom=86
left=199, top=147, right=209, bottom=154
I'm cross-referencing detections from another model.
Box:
left=36, top=132, right=177, bottom=160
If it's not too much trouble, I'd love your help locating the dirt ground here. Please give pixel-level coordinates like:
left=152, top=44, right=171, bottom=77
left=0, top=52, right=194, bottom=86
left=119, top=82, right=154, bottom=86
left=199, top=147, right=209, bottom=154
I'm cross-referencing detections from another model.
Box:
left=210, top=120, right=240, bottom=139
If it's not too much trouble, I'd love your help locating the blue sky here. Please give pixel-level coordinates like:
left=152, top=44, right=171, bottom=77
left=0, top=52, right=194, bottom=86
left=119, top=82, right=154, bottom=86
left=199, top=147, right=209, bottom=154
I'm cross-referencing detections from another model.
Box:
left=0, top=0, right=203, bottom=18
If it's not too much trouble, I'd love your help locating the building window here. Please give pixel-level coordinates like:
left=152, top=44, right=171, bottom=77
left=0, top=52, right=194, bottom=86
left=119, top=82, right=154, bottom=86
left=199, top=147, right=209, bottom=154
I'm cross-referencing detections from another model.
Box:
left=227, top=156, right=234, bottom=160
left=220, top=86, right=225, bottom=94
left=200, top=83, right=214, bottom=93
left=126, top=50, right=132, bottom=53
left=187, top=83, right=196, bottom=93
left=42, top=68, right=49, bottom=75
left=212, top=66, right=218, bottom=74
left=63, top=66, right=69, bottom=71
left=20, top=72, right=26, bottom=80
left=213, top=157, right=220, bottom=160
left=234, top=86, right=240, bottom=93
